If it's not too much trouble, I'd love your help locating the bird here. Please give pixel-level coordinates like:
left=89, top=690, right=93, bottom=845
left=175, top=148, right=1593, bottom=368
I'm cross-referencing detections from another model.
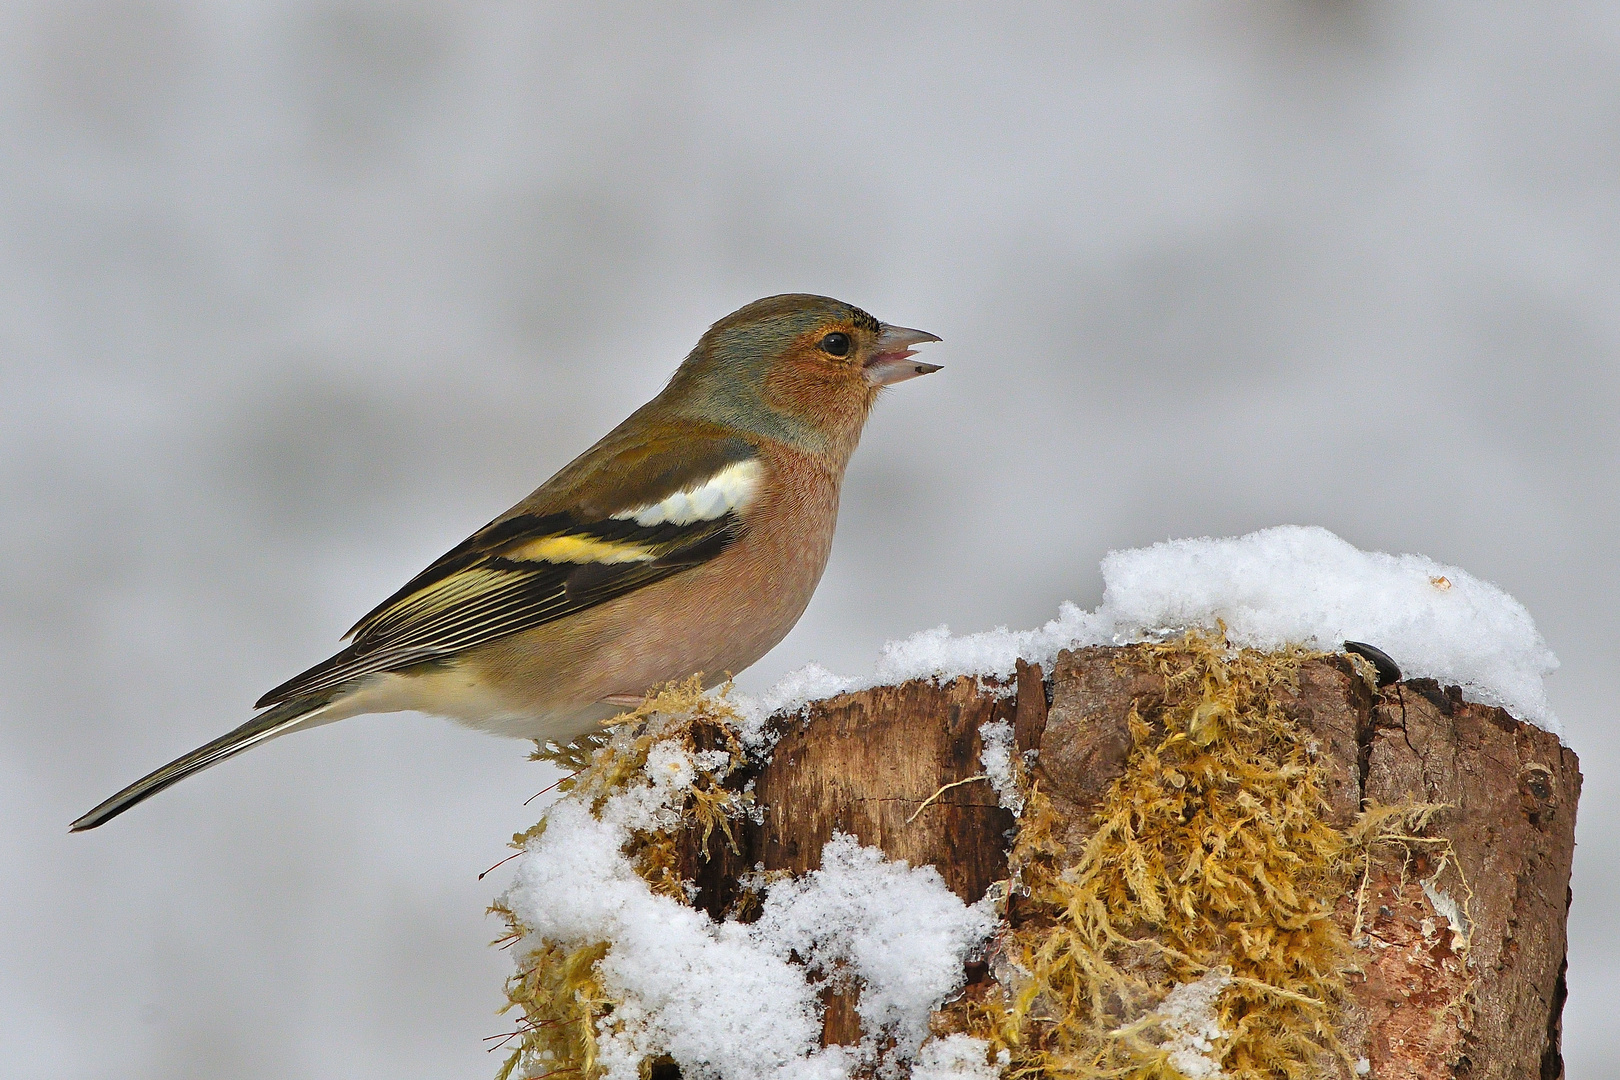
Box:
left=70, top=294, right=941, bottom=831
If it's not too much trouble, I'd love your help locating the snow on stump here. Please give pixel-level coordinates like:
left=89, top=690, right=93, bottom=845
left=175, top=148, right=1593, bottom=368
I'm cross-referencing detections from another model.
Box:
left=489, top=529, right=1579, bottom=1080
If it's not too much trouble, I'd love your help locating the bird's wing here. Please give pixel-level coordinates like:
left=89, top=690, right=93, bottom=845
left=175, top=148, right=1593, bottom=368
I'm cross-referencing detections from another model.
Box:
left=254, top=433, right=762, bottom=708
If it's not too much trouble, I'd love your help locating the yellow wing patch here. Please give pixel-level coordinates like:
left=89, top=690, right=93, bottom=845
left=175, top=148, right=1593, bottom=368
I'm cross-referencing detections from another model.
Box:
left=506, top=534, right=659, bottom=565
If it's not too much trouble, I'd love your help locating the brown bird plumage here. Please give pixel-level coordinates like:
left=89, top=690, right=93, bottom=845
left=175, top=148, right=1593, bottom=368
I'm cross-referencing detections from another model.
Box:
left=71, top=294, right=940, bottom=830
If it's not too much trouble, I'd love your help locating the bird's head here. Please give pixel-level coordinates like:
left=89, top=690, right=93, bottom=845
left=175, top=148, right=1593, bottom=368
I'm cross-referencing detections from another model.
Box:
left=667, top=293, right=941, bottom=458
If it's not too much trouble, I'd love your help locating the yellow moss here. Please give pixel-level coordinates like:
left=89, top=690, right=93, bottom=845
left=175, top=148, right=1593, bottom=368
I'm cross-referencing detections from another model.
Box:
left=492, top=676, right=751, bottom=1080
left=970, top=631, right=1357, bottom=1080
left=491, top=929, right=611, bottom=1080
left=531, top=729, right=611, bottom=773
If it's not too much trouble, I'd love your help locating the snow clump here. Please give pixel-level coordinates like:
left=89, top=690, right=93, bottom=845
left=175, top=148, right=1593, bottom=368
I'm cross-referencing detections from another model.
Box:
left=977, top=719, right=1024, bottom=815
left=504, top=779, right=995, bottom=1079
left=909, top=1034, right=1004, bottom=1079
left=1155, top=968, right=1233, bottom=1079
left=734, top=525, right=1559, bottom=734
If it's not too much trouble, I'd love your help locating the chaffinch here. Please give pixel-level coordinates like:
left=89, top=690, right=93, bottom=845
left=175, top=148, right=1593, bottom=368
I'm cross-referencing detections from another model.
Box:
left=71, top=294, right=940, bottom=830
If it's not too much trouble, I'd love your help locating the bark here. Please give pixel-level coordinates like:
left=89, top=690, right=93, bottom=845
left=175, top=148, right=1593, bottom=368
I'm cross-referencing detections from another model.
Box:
left=671, top=647, right=1580, bottom=1078
left=1352, top=678, right=1580, bottom=1080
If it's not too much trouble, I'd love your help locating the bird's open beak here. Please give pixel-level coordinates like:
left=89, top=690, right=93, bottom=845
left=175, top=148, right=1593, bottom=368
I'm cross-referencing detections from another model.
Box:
left=864, top=324, right=942, bottom=386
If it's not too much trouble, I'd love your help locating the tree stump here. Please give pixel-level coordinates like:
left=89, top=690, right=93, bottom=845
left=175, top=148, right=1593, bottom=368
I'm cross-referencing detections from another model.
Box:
left=665, top=645, right=1580, bottom=1078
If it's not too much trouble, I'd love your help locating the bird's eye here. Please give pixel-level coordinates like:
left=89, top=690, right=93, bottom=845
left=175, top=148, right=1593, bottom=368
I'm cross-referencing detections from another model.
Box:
left=819, top=332, right=851, bottom=357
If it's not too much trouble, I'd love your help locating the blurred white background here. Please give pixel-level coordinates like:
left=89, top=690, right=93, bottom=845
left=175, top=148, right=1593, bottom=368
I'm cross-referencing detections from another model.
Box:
left=3, top=3, right=1616, bottom=1076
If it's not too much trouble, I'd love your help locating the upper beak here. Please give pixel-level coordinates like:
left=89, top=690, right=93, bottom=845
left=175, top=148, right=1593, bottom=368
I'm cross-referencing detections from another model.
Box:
left=864, top=324, right=943, bottom=386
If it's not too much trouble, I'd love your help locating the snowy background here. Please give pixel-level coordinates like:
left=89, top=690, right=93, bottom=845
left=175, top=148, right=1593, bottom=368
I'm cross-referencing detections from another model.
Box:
left=3, top=3, right=1616, bottom=1077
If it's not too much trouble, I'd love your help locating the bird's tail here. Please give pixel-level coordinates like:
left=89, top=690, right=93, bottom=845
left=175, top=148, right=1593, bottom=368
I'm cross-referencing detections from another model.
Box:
left=69, top=695, right=336, bottom=832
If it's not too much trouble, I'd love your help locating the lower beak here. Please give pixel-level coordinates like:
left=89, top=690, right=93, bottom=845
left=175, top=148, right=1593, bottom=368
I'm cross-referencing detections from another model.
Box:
left=864, top=324, right=943, bottom=386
